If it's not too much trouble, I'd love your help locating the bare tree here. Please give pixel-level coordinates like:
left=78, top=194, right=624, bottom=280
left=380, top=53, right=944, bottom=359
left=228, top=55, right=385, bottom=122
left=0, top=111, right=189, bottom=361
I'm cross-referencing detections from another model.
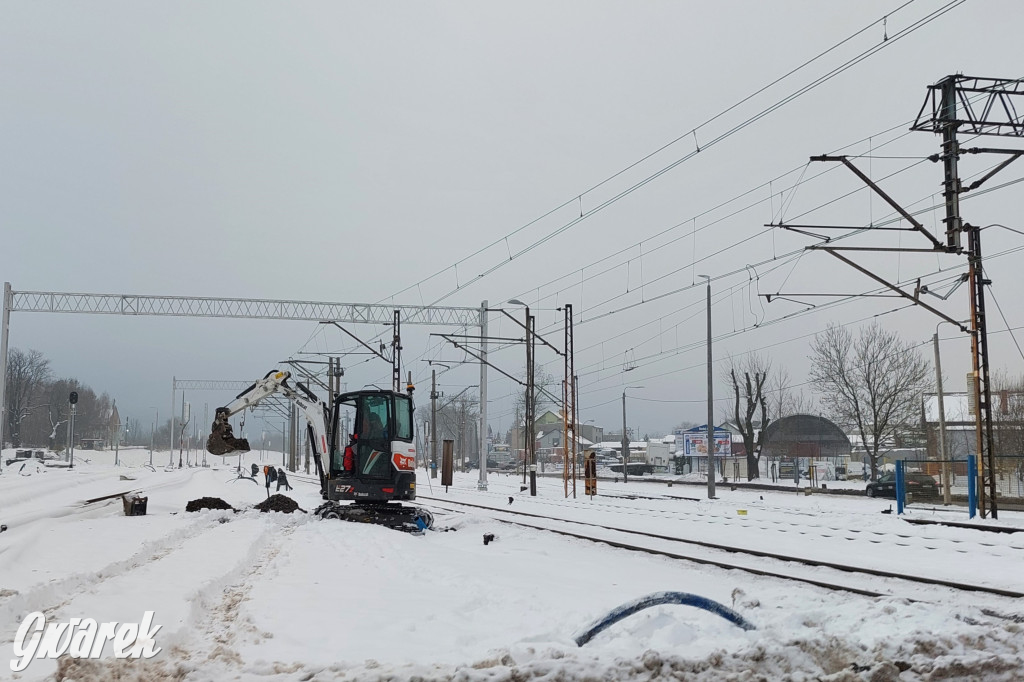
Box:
left=4, top=348, right=52, bottom=446
left=724, top=354, right=770, bottom=480
left=513, top=363, right=558, bottom=418
left=809, top=322, right=930, bottom=481
left=416, top=390, right=480, bottom=468
left=991, top=371, right=1024, bottom=462
left=767, top=367, right=816, bottom=417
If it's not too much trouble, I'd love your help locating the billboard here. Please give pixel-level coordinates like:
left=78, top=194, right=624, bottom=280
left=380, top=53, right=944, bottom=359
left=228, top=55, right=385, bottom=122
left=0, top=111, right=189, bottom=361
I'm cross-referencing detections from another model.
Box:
left=678, top=426, right=731, bottom=457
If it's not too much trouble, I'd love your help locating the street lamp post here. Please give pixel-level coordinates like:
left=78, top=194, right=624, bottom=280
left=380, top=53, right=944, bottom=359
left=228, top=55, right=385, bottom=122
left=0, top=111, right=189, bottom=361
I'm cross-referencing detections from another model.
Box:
left=622, top=387, right=644, bottom=483
left=699, top=274, right=715, bottom=499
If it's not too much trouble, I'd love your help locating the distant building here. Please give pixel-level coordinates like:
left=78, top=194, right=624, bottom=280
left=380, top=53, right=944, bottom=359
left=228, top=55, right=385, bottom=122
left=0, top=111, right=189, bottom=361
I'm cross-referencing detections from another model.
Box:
left=761, top=414, right=851, bottom=460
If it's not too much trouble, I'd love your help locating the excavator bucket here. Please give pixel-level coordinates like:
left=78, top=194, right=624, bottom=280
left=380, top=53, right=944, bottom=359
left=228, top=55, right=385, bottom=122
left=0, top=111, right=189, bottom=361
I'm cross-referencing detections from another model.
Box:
left=206, top=408, right=251, bottom=456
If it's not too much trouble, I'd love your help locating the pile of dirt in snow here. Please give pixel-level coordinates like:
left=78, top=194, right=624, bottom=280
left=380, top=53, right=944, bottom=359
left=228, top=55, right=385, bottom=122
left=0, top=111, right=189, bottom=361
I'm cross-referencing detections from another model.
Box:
left=57, top=656, right=192, bottom=681
left=185, top=497, right=235, bottom=512
left=254, top=494, right=304, bottom=513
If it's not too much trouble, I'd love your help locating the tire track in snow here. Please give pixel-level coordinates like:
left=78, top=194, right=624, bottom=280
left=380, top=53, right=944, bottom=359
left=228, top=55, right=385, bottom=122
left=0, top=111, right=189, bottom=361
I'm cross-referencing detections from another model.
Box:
left=167, top=515, right=309, bottom=674
left=0, top=511, right=238, bottom=634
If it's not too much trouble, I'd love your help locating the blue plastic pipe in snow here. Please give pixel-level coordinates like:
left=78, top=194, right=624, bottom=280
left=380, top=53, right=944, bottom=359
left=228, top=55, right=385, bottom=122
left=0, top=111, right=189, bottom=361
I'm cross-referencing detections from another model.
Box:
left=967, top=455, right=977, bottom=519
left=574, top=591, right=756, bottom=646
left=896, top=460, right=905, bottom=515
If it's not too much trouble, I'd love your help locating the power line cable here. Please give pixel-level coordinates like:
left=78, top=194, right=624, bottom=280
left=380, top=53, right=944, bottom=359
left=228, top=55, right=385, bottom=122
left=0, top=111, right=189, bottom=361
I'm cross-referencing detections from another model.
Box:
left=386, top=0, right=964, bottom=307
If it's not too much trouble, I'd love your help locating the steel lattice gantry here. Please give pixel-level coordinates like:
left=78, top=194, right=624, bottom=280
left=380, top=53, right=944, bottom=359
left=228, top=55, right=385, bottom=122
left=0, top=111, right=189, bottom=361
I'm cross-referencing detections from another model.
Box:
left=6, top=289, right=480, bottom=326
left=0, top=283, right=488, bottom=483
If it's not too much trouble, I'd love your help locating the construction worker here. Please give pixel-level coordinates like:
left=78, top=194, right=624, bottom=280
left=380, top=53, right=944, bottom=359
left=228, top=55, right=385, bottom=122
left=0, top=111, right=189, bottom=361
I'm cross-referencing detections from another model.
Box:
left=277, top=467, right=292, bottom=492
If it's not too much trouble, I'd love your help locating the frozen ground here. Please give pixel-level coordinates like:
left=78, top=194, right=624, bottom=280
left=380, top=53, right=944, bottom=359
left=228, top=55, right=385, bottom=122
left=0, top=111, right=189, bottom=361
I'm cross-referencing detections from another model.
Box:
left=2, top=447, right=1023, bottom=681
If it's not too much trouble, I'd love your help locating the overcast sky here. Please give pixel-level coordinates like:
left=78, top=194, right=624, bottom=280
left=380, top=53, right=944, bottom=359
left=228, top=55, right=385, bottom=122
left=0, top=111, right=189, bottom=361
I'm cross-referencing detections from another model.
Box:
left=2, top=1, right=1022, bottom=441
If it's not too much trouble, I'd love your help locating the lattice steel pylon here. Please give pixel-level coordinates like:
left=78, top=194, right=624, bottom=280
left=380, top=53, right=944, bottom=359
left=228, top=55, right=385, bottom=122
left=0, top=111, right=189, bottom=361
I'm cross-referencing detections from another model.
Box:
left=911, top=75, right=1024, bottom=519
left=562, top=304, right=577, bottom=498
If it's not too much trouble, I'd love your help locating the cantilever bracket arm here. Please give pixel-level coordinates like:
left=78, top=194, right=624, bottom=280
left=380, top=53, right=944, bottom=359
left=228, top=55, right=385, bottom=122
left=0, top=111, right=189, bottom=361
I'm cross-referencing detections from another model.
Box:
left=961, top=150, right=1023, bottom=192
left=436, top=333, right=525, bottom=386
left=485, top=307, right=564, bottom=356
left=810, top=155, right=946, bottom=251
left=814, top=247, right=967, bottom=332
left=320, top=320, right=390, bottom=363
left=279, top=360, right=331, bottom=393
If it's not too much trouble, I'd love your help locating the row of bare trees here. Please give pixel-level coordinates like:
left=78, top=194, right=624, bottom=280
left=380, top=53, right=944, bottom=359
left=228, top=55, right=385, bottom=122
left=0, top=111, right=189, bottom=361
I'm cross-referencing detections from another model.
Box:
left=726, top=322, right=932, bottom=482
left=416, top=392, right=481, bottom=469
left=3, top=347, right=115, bottom=450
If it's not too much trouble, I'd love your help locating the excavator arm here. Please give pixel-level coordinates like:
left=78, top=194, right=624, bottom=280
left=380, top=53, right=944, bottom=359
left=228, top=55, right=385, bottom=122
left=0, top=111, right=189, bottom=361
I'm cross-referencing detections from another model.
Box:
left=206, top=369, right=331, bottom=492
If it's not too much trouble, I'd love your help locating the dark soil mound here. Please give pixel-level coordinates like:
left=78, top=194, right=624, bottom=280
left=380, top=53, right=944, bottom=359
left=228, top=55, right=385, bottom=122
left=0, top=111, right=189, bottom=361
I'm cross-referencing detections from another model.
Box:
left=254, top=494, right=304, bottom=513
left=185, top=497, right=235, bottom=512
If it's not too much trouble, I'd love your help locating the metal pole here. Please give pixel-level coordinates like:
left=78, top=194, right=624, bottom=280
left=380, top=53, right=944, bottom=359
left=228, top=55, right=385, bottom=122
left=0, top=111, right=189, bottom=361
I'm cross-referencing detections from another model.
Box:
left=702, top=275, right=716, bottom=499
left=431, top=369, right=438, bottom=479
left=169, top=378, right=175, bottom=467
left=621, top=391, right=629, bottom=484
left=478, top=300, right=489, bottom=490
left=178, top=392, right=185, bottom=468
left=69, top=404, right=76, bottom=469
left=938, top=76, right=963, bottom=251
left=933, top=332, right=951, bottom=505
left=0, top=282, right=10, bottom=472
left=527, top=310, right=537, bottom=496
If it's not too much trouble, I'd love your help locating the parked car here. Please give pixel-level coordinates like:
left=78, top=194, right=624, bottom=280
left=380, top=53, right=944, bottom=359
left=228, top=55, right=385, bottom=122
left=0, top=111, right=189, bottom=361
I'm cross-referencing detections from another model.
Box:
left=866, top=472, right=939, bottom=499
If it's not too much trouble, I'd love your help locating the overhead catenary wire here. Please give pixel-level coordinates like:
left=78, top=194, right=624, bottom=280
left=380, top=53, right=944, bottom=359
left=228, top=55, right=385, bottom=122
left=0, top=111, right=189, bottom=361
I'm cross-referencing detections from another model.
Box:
left=359, top=70, right=1016, bottom=432
left=383, top=0, right=965, bottom=309
left=336, top=74, right=1013, bottom=401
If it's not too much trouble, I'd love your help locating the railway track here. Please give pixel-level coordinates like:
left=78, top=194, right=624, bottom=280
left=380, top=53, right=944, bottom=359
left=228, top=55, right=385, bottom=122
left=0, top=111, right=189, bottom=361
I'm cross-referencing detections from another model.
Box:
left=418, top=495, right=1024, bottom=605
left=460, top=484, right=1024, bottom=559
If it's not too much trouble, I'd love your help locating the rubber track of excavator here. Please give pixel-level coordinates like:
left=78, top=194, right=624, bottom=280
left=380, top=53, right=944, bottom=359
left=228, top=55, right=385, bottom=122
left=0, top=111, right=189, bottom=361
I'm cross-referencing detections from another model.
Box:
left=313, top=502, right=434, bottom=534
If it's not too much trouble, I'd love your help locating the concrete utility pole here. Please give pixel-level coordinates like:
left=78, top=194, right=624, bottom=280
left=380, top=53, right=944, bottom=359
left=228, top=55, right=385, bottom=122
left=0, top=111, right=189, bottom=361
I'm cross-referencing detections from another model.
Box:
left=0, top=283, right=9, bottom=471
left=700, top=274, right=715, bottom=499
left=478, top=300, right=488, bottom=491
left=933, top=331, right=951, bottom=505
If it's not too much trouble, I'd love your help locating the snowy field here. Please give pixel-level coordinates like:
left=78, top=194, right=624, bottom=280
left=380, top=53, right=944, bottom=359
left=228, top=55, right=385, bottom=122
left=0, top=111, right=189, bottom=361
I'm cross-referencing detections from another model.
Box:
left=2, top=447, right=1024, bottom=681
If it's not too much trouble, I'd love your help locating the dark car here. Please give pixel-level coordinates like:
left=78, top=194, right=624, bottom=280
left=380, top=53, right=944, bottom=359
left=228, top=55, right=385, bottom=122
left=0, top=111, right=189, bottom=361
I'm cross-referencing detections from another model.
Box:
left=866, top=472, right=939, bottom=499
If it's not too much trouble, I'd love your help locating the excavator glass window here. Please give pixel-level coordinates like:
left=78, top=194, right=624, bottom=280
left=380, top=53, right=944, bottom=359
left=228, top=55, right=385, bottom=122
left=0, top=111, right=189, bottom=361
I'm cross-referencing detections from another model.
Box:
left=394, top=395, right=413, bottom=442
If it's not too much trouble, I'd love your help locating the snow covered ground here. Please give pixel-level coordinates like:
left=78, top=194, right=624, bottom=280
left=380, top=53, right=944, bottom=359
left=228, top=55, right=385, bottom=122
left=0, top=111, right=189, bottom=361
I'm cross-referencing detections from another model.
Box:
left=2, top=447, right=1024, bottom=681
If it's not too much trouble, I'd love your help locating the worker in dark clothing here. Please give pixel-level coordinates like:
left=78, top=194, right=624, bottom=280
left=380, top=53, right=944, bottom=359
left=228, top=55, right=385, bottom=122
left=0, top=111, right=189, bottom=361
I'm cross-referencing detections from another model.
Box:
left=250, top=463, right=260, bottom=478
left=277, top=467, right=293, bottom=491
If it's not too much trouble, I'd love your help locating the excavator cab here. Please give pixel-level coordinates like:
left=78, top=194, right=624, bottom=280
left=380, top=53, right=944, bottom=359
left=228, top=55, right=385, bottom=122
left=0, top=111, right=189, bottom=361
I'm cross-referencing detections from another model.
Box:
left=325, top=390, right=418, bottom=504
